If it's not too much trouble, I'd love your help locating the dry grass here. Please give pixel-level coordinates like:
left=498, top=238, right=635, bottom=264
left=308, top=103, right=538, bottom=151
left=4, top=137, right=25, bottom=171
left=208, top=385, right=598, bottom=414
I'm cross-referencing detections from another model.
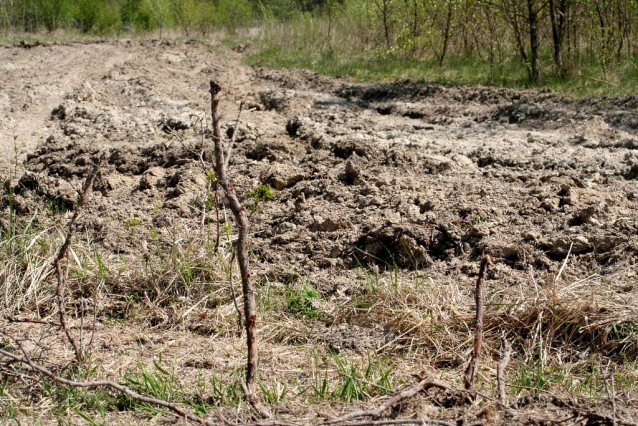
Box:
left=1, top=192, right=638, bottom=424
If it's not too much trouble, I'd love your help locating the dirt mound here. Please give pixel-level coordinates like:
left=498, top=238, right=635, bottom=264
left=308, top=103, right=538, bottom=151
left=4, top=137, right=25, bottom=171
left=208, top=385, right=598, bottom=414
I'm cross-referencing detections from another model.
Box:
left=17, top=87, right=638, bottom=286
left=3, top=41, right=638, bottom=425
left=5, top=40, right=636, bottom=284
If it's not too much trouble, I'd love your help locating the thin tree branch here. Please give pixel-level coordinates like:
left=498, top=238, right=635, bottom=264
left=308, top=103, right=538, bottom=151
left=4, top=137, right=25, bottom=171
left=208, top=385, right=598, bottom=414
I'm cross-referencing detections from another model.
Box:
left=224, top=102, right=245, bottom=170
left=228, top=249, right=244, bottom=332
left=208, top=81, right=263, bottom=414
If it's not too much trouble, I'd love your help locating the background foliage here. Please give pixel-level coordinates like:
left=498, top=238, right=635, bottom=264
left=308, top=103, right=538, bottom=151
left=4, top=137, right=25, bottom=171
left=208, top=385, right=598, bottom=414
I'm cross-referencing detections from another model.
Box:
left=1, top=0, right=637, bottom=93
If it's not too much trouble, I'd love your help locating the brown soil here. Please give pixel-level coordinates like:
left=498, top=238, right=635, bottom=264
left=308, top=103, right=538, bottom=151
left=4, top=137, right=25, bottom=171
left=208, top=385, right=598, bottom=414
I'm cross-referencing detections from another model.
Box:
left=1, top=40, right=637, bottom=425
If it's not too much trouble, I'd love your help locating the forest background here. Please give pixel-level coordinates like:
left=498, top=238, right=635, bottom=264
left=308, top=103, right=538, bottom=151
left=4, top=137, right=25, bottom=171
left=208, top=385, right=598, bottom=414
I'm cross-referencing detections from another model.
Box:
left=1, top=0, right=638, bottom=96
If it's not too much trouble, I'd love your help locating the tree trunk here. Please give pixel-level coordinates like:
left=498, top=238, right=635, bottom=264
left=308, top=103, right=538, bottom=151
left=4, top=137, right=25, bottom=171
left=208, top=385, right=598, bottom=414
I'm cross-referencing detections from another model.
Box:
left=549, top=0, right=568, bottom=77
left=439, top=1, right=454, bottom=65
left=382, top=0, right=391, bottom=47
left=527, top=0, right=541, bottom=83
left=412, top=0, right=419, bottom=37
left=506, top=3, right=528, bottom=64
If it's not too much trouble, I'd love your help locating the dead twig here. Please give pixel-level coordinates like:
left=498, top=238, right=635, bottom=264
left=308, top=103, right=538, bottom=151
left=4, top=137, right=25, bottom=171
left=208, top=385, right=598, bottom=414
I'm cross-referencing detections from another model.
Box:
left=496, top=338, right=512, bottom=404
left=322, top=375, right=454, bottom=425
left=53, top=157, right=103, bottom=363
left=600, top=358, right=617, bottom=426
left=201, top=179, right=211, bottom=233
left=224, top=102, right=244, bottom=170
left=610, top=370, right=617, bottom=426
left=214, top=185, right=221, bottom=252
left=464, top=254, right=493, bottom=390
left=332, top=420, right=459, bottom=426
left=7, top=317, right=61, bottom=328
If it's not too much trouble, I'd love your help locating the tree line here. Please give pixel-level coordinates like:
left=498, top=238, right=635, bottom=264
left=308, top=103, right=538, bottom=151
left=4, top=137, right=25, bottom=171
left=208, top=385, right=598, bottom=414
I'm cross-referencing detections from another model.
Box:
left=0, top=0, right=321, bottom=36
left=2, top=0, right=638, bottom=84
left=344, top=0, right=638, bottom=83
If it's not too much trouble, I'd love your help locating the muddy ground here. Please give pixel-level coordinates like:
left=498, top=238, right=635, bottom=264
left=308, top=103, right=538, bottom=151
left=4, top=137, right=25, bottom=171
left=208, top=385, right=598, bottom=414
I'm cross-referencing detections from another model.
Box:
left=1, top=40, right=638, bottom=424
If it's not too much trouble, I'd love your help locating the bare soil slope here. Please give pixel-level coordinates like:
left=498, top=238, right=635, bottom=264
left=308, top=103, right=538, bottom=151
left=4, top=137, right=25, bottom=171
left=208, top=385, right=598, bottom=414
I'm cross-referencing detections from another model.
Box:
left=1, top=40, right=638, bottom=425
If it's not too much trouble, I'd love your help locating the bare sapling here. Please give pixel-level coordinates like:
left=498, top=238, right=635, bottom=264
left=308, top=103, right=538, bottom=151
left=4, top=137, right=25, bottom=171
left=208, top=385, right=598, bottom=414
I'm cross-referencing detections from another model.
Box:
left=2, top=154, right=226, bottom=426
left=208, top=81, right=260, bottom=392
left=464, top=254, right=493, bottom=390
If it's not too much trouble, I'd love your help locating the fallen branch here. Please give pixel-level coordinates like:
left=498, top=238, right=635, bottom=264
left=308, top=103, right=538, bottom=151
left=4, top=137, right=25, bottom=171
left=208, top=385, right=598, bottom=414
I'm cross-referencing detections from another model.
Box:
left=331, top=419, right=471, bottom=426
left=570, top=407, right=636, bottom=426
left=548, top=393, right=637, bottom=426
left=0, top=332, right=214, bottom=426
left=464, top=254, right=493, bottom=390
left=235, top=422, right=299, bottom=426
left=7, top=317, right=61, bottom=328
left=322, top=375, right=454, bottom=425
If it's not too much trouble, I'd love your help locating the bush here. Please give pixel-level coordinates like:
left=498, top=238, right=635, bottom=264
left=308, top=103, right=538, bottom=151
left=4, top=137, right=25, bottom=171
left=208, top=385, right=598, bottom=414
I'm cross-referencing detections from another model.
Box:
left=215, top=0, right=254, bottom=31
left=121, top=0, right=157, bottom=32
left=72, top=0, right=122, bottom=34
left=37, top=0, right=73, bottom=31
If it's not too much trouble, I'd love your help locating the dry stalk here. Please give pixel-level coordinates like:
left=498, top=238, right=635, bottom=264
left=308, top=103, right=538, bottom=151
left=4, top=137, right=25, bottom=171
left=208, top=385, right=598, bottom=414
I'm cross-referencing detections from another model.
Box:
left=0, top=331, right=214, bottom=426
left=332, top=420, right=455, bottom=426
left=610, top=371, right=617, bottom=426
left=600, top=357, right=617, bottom=426
left=7, top=317, right=61, bottom=328
left=464, top=254, right=493, bottom=391
left=214, top=185, right=221, bottom=252
left=53, top=157, right=103, bottom=363
left=496, top=338, right=512, bottom=404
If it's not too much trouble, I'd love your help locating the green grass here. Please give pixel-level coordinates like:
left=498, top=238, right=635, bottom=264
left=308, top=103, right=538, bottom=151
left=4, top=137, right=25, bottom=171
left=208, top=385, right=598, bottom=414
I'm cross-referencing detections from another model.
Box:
left=246, top=43, right=638, bottom=98
left=286, top=283, right=321, bottom=319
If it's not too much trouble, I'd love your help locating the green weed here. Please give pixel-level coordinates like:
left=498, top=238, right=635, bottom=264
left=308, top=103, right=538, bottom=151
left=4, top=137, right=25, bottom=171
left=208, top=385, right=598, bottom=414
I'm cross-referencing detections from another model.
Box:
left=259, top=379, right=288, bottom=404
left=247, top=184, right=274, bottom=213
left=286, top=284, right=321, bottom=319
left=208, top=372, right=242, bottom=407
left=511, top=361, right=568, bottom=395
left=333, top=352, right=394, bottom=402
left=120, top=356, right=181, bottom=413
left=123, top=218, right=141, bottom=227
left=310, top=371, right=331, bottom=398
